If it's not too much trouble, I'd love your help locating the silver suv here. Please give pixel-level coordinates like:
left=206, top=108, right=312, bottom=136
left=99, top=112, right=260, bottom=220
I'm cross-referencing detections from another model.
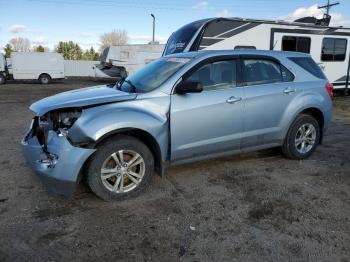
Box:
left=22, top=50, right=333, bottom=200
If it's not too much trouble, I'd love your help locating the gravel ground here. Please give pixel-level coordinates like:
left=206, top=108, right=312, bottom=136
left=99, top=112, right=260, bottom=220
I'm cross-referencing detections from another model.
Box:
left=0, top=79, right=349, bottom=262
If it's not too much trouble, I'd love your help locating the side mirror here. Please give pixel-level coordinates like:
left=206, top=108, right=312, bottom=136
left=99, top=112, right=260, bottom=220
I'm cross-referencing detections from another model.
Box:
left=176, top=81, right=203, bottom=94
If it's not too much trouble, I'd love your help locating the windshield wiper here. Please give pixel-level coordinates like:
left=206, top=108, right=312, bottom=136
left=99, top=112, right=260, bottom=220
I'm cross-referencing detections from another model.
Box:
left=115, top=77, right=138, bottom=93
left=115, top=77, right=124, bottom=91
left=124, top=79, right=138, bottom=93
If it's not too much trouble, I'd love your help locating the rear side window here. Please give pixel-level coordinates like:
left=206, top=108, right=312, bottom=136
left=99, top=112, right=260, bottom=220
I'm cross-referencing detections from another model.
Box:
left=243, top=59, right=284, bottom=86
left=281, top=65, right=295, bottom=82
left=289, top=57, right=327, bottom=79
left=321, top=38, right=347, bottom=61
left=282, top=36, right=311, bottom=53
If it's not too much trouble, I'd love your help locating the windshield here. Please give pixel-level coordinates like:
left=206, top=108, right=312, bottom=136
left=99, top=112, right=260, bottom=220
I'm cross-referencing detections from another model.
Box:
left=163, top=20, right=205, bottom=56
left=118, top=57, right=192, bottom=93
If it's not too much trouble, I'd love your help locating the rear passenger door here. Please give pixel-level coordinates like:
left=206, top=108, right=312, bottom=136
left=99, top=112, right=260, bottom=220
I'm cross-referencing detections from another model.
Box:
left=240, top=56, right=295, bottom=148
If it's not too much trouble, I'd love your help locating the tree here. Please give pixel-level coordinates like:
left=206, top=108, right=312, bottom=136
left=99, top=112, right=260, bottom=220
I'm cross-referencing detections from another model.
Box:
left=9, top=37, right=31, bottom=52
left=82, top=47, right=100, bottom=61
left=34, top=45, right=45, bottom=52
left=100, top=29, right=128, bottom=51
left=3, top=44, right=13, bottom=58
left=55, top=41, right=83, bottom=60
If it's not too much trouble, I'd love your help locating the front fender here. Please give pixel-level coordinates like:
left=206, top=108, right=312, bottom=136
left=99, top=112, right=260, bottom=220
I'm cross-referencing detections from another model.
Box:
left=279, top=90, right=332, bottom=139
left=68, top=97, right=170, bottom=162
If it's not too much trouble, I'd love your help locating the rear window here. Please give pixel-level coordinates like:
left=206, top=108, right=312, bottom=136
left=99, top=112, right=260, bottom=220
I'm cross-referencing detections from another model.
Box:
left=288, top=57, right=327, bottom=80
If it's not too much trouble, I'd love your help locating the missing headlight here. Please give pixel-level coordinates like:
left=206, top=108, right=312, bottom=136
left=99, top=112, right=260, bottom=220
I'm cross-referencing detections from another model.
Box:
left=49, top=108, right=82, bottom=130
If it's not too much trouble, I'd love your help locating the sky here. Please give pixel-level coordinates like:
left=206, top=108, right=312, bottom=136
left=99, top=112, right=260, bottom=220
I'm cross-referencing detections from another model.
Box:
left=0, top=0, right=350, bottom=52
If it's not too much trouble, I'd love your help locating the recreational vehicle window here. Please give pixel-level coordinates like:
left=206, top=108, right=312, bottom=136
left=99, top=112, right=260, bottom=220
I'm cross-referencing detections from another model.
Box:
left=321, top=38, right=347, bottom=62
left=234, top=46, right=256, bottom=50
left=282, top=36, right=311, bottom=54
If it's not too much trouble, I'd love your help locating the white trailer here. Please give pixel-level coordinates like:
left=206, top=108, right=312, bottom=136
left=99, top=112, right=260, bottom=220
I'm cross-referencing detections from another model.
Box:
left=163, top=16, right=350, bottom=92
left=100, top=44, right=165, bottom=76
left=0, top=52, right=64, bottom=84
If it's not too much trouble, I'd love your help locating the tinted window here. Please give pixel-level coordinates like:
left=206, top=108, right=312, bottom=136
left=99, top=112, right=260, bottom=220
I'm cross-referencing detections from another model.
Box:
left=118, top=57, right=192, bottom=92
left=282, top=36, right=311, bottom=53
left=186, top=60, right=236, bottom=91
left=281, top=65, right=295, bottom=82
left=321, top=38, right=347, bottom=61
left=163, top=20, right=204, bottom=55
left=243, top=59, right=282, bottom=86
left=234, top=46, right=256, bottom=50
left=289, top=57, right=327, bottom=79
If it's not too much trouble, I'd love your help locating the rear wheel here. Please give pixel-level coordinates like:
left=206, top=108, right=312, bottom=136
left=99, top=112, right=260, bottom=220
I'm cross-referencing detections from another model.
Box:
left=87, top=135, right=154, bottom=201
left=0, top=74, right=6, bottom=85
left=38, top=74, right=51, bottom=84
left=282, top=114, right=320, bottom=160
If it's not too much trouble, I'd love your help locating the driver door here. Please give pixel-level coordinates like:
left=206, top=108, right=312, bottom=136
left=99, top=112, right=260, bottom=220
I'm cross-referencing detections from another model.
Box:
left=170, top=58, right=244, bottom=162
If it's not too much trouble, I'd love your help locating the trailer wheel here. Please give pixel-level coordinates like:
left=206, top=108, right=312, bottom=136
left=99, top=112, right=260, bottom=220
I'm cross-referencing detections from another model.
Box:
left=0, top=74, right=5, bottom=85
left=39, top=74, right=51, bottom=84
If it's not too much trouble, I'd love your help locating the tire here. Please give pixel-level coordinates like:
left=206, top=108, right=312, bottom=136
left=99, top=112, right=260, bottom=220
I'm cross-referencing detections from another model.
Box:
left=38, top=74, right=51, bottom=84
left=282, top=114, right=320, bottom=160
left=0, top=74, right=5, bottom=85
left=87, top=135, right=154, bottom=201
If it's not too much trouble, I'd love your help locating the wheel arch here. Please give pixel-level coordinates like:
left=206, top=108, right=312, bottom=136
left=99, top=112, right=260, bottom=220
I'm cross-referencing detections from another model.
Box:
left=299, top=107, right=324, bottom=144
left=283, top=106, right=325, bottom=145
left=38, top=73, right=52, bottom=79
left=91, top=127, right=164, bottom=176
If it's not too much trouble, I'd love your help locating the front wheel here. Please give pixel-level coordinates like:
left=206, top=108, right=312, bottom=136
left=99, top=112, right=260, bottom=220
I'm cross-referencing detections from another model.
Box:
left=282, top=114, right=320, bottom=160
left=87, top=135, right=154, bottom=201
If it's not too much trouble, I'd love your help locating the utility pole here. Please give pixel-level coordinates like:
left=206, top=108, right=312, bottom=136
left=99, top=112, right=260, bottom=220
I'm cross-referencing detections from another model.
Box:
left=151, top=14, right=155, bottom=44
left=318, top=0, right=339, bottom=15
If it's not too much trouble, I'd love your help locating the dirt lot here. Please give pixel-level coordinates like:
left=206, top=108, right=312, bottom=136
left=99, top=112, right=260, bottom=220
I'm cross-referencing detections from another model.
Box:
left=0, top=79, right=349, bottom=262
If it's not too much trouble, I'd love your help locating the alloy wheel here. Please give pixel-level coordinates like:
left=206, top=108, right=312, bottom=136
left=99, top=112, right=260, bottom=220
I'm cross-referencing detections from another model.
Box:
left=100, top=150, right=145, bottom=193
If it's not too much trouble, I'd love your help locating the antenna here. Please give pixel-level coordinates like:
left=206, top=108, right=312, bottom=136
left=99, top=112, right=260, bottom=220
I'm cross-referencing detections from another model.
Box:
left=318, top=0, right=339, bottom=16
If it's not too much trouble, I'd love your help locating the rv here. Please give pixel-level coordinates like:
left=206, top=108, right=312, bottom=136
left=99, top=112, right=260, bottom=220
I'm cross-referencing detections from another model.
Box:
left=99, top=44, right=165, bottom=76
left=0, top=52, right=64, bottom=84
left=163, top=17, right=350, bottom=92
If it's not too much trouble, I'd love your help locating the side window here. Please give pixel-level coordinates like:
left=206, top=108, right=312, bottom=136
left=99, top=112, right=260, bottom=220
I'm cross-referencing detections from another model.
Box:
left=186, top=60, right=237, bottom=91
left=282, top=36, right=311, bottom=53
left=243, top=59, right=283, bottom=86
left=281, top=65, right=295, bottom=82
left=321, top=38, right=347, bottom=62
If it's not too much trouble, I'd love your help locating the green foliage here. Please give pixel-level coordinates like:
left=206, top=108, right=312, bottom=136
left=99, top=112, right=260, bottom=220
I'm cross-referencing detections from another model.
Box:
left=55, top=41, right=81, bottom=60
left=55, top=41, right=99, bottom=60
left=3, top=44, right=13, bottom=58
left=82, top=47, right=100, bottom=61
left=34, top=45, right=45, bottom=52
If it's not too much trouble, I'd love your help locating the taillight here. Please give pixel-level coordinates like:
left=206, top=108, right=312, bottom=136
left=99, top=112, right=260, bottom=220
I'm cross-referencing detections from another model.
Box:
left=325, top=82, right=334, bottom=99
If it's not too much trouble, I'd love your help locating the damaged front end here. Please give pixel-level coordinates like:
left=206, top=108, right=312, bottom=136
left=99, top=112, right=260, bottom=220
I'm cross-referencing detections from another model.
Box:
left=21, top=109, right=95, bottom=196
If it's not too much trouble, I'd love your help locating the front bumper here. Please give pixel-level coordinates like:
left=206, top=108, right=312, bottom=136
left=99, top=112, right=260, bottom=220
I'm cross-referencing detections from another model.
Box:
left=21, top=129, right=95, bottom=196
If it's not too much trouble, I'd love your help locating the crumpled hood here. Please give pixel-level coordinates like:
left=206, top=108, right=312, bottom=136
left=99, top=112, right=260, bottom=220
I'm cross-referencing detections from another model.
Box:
left=30, top=85, right=137, bottom=115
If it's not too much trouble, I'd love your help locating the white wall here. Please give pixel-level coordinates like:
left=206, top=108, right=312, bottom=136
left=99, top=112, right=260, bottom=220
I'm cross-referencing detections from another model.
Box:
left=64, top=60, right=100, bottom=77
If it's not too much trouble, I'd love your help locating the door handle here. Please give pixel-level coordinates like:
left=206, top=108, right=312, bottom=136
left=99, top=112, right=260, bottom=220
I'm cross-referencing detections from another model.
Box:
left=226, top=96, right=242, bottom=104
left=283, top=87, right=296, bottom=94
